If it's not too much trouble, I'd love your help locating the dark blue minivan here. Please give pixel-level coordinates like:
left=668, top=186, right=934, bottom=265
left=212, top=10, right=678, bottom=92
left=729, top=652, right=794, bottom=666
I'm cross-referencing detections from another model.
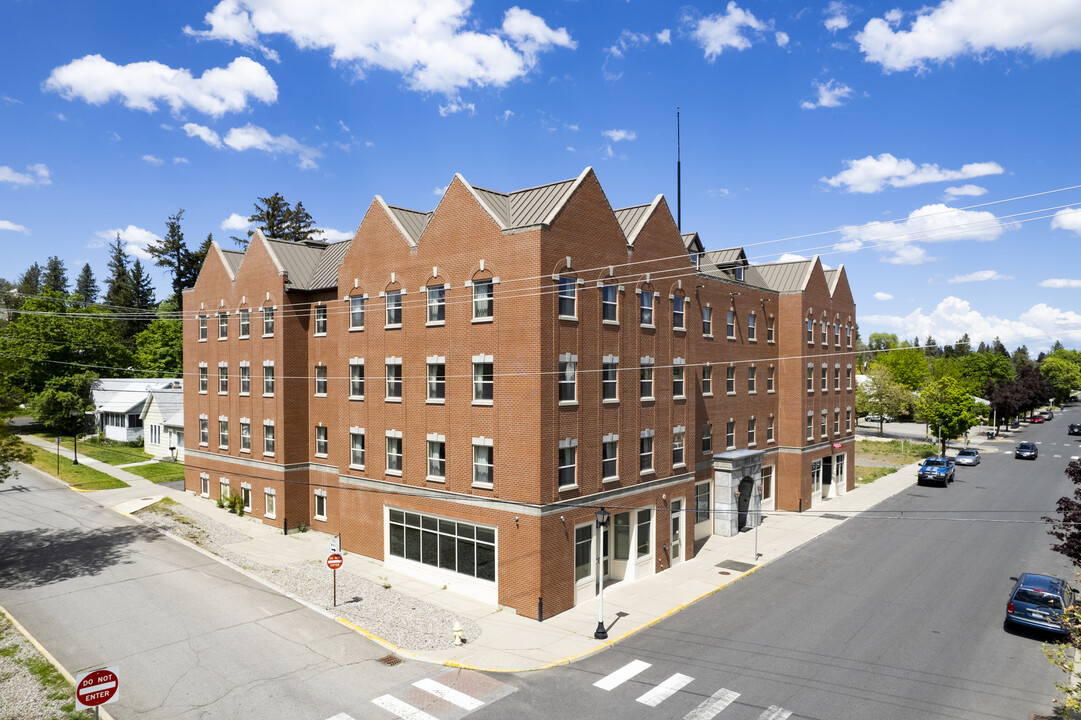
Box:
left=1005, top=573, right=1074, bottom=635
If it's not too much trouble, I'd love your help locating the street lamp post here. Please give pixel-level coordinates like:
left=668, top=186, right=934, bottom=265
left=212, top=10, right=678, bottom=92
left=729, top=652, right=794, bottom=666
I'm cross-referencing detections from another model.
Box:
left=71, top=411, right=80, bottom=466
left=594, top=508, right=610, bottom=640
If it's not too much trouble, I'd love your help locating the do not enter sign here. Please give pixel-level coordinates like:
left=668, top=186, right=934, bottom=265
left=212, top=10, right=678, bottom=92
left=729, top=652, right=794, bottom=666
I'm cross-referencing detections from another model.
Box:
left=327, top=553, right=344, bottom=569
left=76, top=667, right=119, bottom=710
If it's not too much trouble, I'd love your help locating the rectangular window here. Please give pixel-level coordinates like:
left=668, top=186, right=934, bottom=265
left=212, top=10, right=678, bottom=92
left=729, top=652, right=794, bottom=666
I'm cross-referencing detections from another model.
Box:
left=385, top=290, right=402, bottom=327
left=240, top=422, right=250, bottom=452
left=672, top=296, right=685, bottom=330
left=428, top=440, right=446, bottom=479
left=726, top=366, right=735, bottom=394
left=602, top=362, right=618, bottom=401
left=821, top=321, right=828, bottom=345
left=636, top=509, right=651, bottom=558
left=218, top=365, right=228, bottom=394
left=702, top=423, right=712, bottom=454
left=847, top=367, right=853, bottom=390
left=199, top=418, right=208, bottom=445
left=726, top=310, right=735, bottom=339
left=767, top=317, right=775, bottom=343
left=601, top=284, right=618, bottom=322
left=218, top=419, right=228, bottom=449
left=201, top=475, right=210, bottom=497
left=807, top=318, right=814, bottom=343
left=821, top=366, right=828, bottom=392
left=767, top=366, right=775, bottom=393
left=602, top=438, right=618, bottom=479
left=314, top=305, right=327, bottom=335
left=834, top=367, right=841, bottom=392
left=239, top=365, right=250, bottom=395
left=748, top=313, right=756, bottom=341
left=702, top=365, right=713, bottom=395
left=350, top=295, right=365, bottom=329
left=559, top=356, right=577, bottom=403
left=639, top=434, right=654, bottom=473
left=768, top=416, right=775, bottom=442
left=748, top=419, right=756, bottom=445
left=473, top=362, right=493, bottom=402
left=807, top=365, right=814, bottom=392
left=198, top=315, right=207, bottom=341
left=834, top=323, right=841, bottom=347
left=264, top=424, right=275, bottom=455
left=639, top=292, right=654, bottom=326
left=473, top=443, right=493, bottom=487
left=386, top=435, right=403, bottom=474
left=265, top=490, right=276, bottom=518
left=847, top=325, right=853, bottom=347
left=834, top=411, right=840, bottom=435
left=239, top=309, right=250, bottom=338
left=762, top=466, right=774, bottom=501
left=702, top=306, right=713, bottom=336
left=315, top=493, right=327, bottom=521
left=263, top=307, right=274, bottom=336
left=673, top=365, right=685, bottom=398
left=748, top=366, right=757, bottom=393
left=695, top=482, right=710, bottom=523
left=388, top=509, right=496, bottom=582
left=806, top=415, right=814, bottom=440
left=315, top=426, right=328, bottom=456
left=314, top=366, right=327, bottom=396
left=821, top=412, right=828, bottom=437
left=672, top=431, right=685, bottom=467
left=558, top=277, right=576, bottom=318
left=350, top=362, right=364, bottom=398
left=199, top=366, right=207, bottom=393
left=473, top=279, right=493, bottom=320
left=386, top=361, right=402, bottom=401
left=263, top=365, right=275, bottom=396
left=218, top=312, right=227, bottom=339
left=427, top=286, right=445, bottom=324
left=350, top=431, right=365, bottom=468
left=559, top=443, right=577, bottom=488
left=640, top=360, right=654, bottom=400
left=726, top=421, right=735, bottom=449
left=242, top=486, right=251, bottom=512
left=428, top=362, right=445, bottom=401
left=846, top=409, right=852, bottom=432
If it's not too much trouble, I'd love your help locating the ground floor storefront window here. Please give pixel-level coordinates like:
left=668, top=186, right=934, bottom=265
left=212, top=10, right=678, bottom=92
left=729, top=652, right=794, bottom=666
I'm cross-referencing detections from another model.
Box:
left=387, top=509, right=495, bottom=582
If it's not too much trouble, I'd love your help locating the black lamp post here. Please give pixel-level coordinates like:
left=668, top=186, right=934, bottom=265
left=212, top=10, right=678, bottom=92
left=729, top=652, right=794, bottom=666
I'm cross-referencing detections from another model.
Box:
left=594, top=508, right=610, bottom=640
left=71, top=411, right=79, bottom=466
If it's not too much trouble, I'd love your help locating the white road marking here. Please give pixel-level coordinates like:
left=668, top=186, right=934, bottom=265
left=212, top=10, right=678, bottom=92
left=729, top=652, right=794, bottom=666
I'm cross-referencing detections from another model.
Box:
left=371, top=695, right=440, bottom=720
left=637, top=673, right=694, bottom=706
left=756, top=706, right=792, bottom=720
left=1055, top=454, right=1063, bottom=458
left=684, top=687, right=740, bottom=720
left=413, top=677, right=484, bottom=710
left=595, top=660, right=651, bottom=690
left=325, top=715, right=357, bottom=720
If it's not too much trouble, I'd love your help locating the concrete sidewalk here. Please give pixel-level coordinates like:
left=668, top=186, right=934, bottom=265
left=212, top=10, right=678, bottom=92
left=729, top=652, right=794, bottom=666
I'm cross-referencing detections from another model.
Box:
left=19, top=433, right=925, bottom=672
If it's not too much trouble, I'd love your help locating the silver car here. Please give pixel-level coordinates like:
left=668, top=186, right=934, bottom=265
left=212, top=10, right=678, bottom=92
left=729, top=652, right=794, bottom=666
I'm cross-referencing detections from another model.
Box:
left=954, top=448, right=981, bottom=466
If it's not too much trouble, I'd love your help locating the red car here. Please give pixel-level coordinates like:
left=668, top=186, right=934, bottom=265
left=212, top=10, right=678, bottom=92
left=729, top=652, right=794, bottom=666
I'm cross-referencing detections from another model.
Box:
left=1030, top=415, right=1045, bottom=423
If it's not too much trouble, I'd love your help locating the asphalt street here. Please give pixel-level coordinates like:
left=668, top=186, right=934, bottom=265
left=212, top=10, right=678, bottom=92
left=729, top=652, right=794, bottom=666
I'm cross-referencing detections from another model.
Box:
left=477, top=417, right=1081, bottom=720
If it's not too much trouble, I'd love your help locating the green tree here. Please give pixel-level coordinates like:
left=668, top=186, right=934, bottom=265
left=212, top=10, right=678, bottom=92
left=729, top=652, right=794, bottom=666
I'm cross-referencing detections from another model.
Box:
left=1041, top=355, right=1081, bottom=402
left=0, top=377, right=33, bottom=483
left=29, top=371, right=98, bottom=436
left=41, top=256, right=68, bottom=294
left=74, top=263, right=98, bottom=303
left=146, top=209, right=203, bottom=301
left=876, top=345, right=929, bottom=391
left=856, top=363, right=914, bottom=433
left=917, top=376, right=979, bottom=455
left=103, top=235, right=140, bottom=346
left=232, top=193, right=323, bottom=246
left=134, top=301, right=183, bottom=377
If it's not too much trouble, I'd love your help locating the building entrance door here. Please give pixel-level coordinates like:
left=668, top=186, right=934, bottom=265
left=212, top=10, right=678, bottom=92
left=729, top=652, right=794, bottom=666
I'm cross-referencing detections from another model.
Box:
left=573, top=523, right=594, bottom=603
left=670, top=499, right=683, bottom=565
left=822, top=455, right=833, bottom=498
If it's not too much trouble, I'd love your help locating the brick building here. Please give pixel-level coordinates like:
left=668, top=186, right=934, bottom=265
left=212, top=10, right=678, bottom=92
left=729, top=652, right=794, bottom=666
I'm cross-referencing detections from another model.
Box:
left=183, top=167, right=857, bottom=619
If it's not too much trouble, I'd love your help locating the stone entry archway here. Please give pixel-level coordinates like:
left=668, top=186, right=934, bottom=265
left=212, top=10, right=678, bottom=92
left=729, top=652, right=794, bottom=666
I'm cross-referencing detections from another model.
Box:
left=712, top=449, right=763, bottom=537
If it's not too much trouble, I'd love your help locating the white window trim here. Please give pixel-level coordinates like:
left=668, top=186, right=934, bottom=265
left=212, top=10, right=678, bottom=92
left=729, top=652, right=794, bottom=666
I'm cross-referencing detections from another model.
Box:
left=349, top=426, right=366, bottom=470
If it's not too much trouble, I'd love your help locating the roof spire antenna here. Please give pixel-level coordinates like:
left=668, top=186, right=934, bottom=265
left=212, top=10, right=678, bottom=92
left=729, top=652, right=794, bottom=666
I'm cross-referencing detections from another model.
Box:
left=676, top=106, right=682, bottom=233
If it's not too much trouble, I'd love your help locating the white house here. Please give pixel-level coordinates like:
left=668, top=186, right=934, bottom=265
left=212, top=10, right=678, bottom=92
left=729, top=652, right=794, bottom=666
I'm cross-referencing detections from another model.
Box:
left=92, top=378, right=180, bottom=442
left=140, top=387, right=185, bottom=461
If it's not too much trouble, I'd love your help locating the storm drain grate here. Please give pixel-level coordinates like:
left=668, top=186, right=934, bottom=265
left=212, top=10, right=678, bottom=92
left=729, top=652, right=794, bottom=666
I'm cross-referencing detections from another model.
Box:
left=716, top=559, right=756, bottom=573
left=377, top=655, right=402, bottom=667
left=821, top=513, right=847, bottom=521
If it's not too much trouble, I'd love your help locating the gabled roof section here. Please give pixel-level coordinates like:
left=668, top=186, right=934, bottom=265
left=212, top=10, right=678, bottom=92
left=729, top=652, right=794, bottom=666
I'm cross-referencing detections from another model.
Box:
left=310, top=239, right=352, bottom=289
left=261, top=236, right=351, bottom=291
left=457, top=167, right=591, bottom=232
left=613, top=195, right=664, bottom=246
left=140, top=387, right=184, bottom=427
left=702, top=247, right=746, bottom=266
left=211, top=243, right=240, bottom=282
left=823, top=266, right=843, bottom=294
left=682, top=232, right=704, bottom=254
left=93, top=378, right=179, bottom=414
left=754, top=257, right=816, bottom=293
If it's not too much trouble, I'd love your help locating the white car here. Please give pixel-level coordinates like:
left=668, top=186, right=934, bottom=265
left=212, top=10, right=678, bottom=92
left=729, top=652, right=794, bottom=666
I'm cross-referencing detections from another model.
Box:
left=954, top=448, right=981, bottom=466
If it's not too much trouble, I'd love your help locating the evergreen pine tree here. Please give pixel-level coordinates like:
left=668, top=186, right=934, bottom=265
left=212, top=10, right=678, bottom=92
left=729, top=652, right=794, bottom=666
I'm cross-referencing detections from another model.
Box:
left=74, top=263, right=98, bottom=304
left=41, top=256, right=69, bottom=294
left=147, top=208, right=202, bottom=301
left=286, top=201, right=323, bottom=243
left=16, top=263, right=42, bottom=300
left=104, top=234, right=139, bottom=346
left=130, top=258, right=156, bottom=337
left=232, top=194, right=322, bottom=246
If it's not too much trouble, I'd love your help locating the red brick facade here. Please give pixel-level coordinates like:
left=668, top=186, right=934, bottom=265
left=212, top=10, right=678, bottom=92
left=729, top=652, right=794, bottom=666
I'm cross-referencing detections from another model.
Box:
left=182, top=168, right=857, bottom=619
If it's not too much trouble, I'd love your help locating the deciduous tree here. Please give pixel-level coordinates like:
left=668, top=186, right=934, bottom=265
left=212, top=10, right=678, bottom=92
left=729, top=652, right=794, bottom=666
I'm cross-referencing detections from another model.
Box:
left=917, top=376, right=978, bottom=455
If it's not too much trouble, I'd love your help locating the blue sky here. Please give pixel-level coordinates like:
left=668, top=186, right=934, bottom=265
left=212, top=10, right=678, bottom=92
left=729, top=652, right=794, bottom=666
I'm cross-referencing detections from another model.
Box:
left=3, top=0, right=1081, bottom=352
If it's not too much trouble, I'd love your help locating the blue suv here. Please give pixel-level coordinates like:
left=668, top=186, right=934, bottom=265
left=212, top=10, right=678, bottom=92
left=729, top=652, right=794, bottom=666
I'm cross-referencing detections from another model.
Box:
left=1005, top=573, right=1074, bottom=636
left=916, top=457, right=954, bottom=487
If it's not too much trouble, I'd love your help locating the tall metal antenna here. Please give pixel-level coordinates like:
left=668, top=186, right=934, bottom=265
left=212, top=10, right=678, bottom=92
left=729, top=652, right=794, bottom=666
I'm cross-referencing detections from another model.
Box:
left=676, top=106, right=682, bottom=233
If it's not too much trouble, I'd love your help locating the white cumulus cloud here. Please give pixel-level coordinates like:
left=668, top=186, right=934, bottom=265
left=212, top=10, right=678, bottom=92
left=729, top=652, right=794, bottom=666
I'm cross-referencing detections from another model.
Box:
left=822, top=153, right=1004, bottom=193
left=947, top=269, right=1013, bottom=283
left=944, top=184, right=987, bottom=198
left=318, top=227, right=354, bottom=241
left=856, top=0, right=1081, bottom=72
left=93, top=225, right=160, bottom=260
left=873, top=291, right=893, bottom=300
left=1051, top=207, right=1081, bottom=236
left=775, top=31, right=790, bottom=47
left=0, top=220, right=30, bottom=234
left=603, top=129, right=637, bottom=142
left=184, top=0, right=575, bottom=97
left=837, top=203, right=1004, bottom=264
left=1040, top=278, right=1081, bottom=288
left=0, top=163, right=51, bottom=187
left=824, top=1, right=851, bottom=32
left=142, top=154, right=163, bottom=166
left=44, top=55, right=277, bottom=118
left=182, top=123, right=223, bottom=148
left=184, top=122, right=321, bottom=169
left=688, top=2, right=768, bottom=60
left=221, top=213, right=250, bottom=231
left=800, top=79, right=854, bottom=109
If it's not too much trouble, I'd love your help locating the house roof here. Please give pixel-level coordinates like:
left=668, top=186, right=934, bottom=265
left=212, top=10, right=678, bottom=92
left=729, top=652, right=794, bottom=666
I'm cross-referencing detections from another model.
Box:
left=93, top=378, right=180, bottom=414
left=754, top=258, right=815, bottom=293
left=261, top=237, right=352, bottom=291
left=140, top=387, right=184, bottom=427
left=461, top=168, right=590, bottom=232
left=219, top=249, right=245, bottom=278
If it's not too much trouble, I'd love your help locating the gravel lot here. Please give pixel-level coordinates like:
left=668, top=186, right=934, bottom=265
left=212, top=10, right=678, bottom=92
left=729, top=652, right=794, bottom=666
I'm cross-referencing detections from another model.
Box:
left=135, top=503, right=482, bottom=653
left=0, top=612, right=87, bottom=720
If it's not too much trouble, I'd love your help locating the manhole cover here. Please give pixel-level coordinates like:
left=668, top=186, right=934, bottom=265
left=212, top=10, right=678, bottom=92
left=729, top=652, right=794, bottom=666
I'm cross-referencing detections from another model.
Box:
left=377, top=655, right=402, bottom=666
left=716, top=559, right=756, bottom=573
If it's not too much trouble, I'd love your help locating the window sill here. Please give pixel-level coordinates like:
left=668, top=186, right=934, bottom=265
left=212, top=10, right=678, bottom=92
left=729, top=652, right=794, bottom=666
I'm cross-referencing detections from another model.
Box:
left=349, top=326, right=364, bottom=332
left=703, top=391, right=713, bottom=398
left=218, top=445, right=228, bottom=451
left=427, top=475, right=446, bottom=484
left=748, top=443, right=757, bottom=449
left=472, top=316, right=494, bottom=324
left=473, top=399, right=493, bottom=406
left=558, top=315, right=578, bottom=322
left=314, top=393, right=327, bottom=398
left=602, top=476, right=620, bottom=483
left=199, top=391, right=207, bottom=395
left=726, top=335, right=736, bottom=341
left=385, top=324, right=402, bottom=330
left=703, top=333, right=713, bottom=339
left=217, top=338, right=227, bottom=342
left=748, top=338, right=757, bottom=343
left=673, top=463, right=686, bottom=470
left=471, top=482, right=493, bottom=490
left=727, top=391, right=736, bottom=396
left=314, top=515, right=327, bottom=523
left=350, top=464, right=365, bottom=471
left=602, top=398, right=619, bottom=405
left=200, top=442, right=209, bottom=447
left=640, top=323, right=655, bottom=330
left=640, top=469, right=655, bottom=477
left=239, top=392, right=250, bottom=397
left=314, top=333, right=326, bottom=338
left=674, top=327, right=686, bottom=333
left=602, top=320, right=619, bottom=327
left=263, top=393, right=274, bottom=398
left=558, top=400, right=578, bottom=407
left=262, top=333, right=274, bottom=339
left=427, top=398, right=446, bottom=405
left=198, top=339, right=207, bottom=343
left=386, top=470, right=403, bottom=477
left=315, top=453, right=327, bottom=459
left=239, top=334, right=250, bottom=340
left=767, top=389, right=775, bottom=394
left=674, top=395, right=686, bottom=401
left=240, top=448, right=250, bottom=454
left=265, top=513, right=276, bottom=520
left=218, top=392, right=228, bottom=396
left=768, top=439, right=776, bottom=444
left=349, top=395, right=364, bottom=401
left=385, top=398, right=402, bottom=404
left=426, top=321, right=445, bottom=327
left=558, top=483, right=578, bottom=491
left=640, top=397, right=655, bottom=403
left=748, top=390, right=757, bottom=395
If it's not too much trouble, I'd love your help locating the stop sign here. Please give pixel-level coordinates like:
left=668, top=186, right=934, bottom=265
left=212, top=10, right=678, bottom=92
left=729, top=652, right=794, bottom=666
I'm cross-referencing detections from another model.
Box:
left=327, top=553, right=343, bottom=569
left=76, top=667, right=118, bottom=709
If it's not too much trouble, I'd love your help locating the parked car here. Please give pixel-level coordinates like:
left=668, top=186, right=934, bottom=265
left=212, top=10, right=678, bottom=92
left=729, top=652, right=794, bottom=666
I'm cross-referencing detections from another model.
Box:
left=1069, top=423, right=1081, bottom=436
left=1030, top=414, right=1045, bottom=424
left=866, top=413, right=894, bottom=423
left=917, top=457, right=955, bottom=486
left=1005, top=573, right=1074, bottom=636
left=1040, top=410, right=1054, bottom=421
left=1015, top=442, right=1039, bottom=460
left=954, top=448, right=981, bottom=466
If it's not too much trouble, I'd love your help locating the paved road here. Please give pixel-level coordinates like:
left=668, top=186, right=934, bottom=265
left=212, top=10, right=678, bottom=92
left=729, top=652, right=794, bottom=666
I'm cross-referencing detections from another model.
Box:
left=0, top=464, right=517, bottom=720
left=465, top=418, right=1081, bottom=720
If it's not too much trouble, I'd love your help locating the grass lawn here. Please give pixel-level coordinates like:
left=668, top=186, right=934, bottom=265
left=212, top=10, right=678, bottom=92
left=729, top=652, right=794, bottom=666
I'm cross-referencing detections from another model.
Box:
left=124, top=461, right=186, bottom=484
left=855, top=466, right=898, bottom=484
left=855, top=439, right=936, bottom=461
left=31, top=433, right=154, bottom=466
left=26, top=445, right=129, bottom=491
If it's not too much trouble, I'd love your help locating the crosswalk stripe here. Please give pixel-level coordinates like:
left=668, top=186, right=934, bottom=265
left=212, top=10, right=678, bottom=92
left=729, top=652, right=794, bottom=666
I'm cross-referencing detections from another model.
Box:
left=683, top=687, right=740, bottom=720
left=325, top=715, right=357, bottom=720
left=756, top=706, right=792, bottom=720
left=413, top=677, right=484, bottom=710
left=371, top=694, right=440, bottom=720
left=594, top=660, right=652, bottom=690
left=637, top=673, right=694, bottom=706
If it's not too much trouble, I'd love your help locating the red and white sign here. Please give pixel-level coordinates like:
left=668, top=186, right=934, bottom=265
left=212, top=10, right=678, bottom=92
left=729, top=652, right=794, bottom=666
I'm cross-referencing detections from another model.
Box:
left=75, top=667, right=118, bottom=710
left=326, top=553, right=344, bottom=570
left=831, top=442, right=844, bottom=449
